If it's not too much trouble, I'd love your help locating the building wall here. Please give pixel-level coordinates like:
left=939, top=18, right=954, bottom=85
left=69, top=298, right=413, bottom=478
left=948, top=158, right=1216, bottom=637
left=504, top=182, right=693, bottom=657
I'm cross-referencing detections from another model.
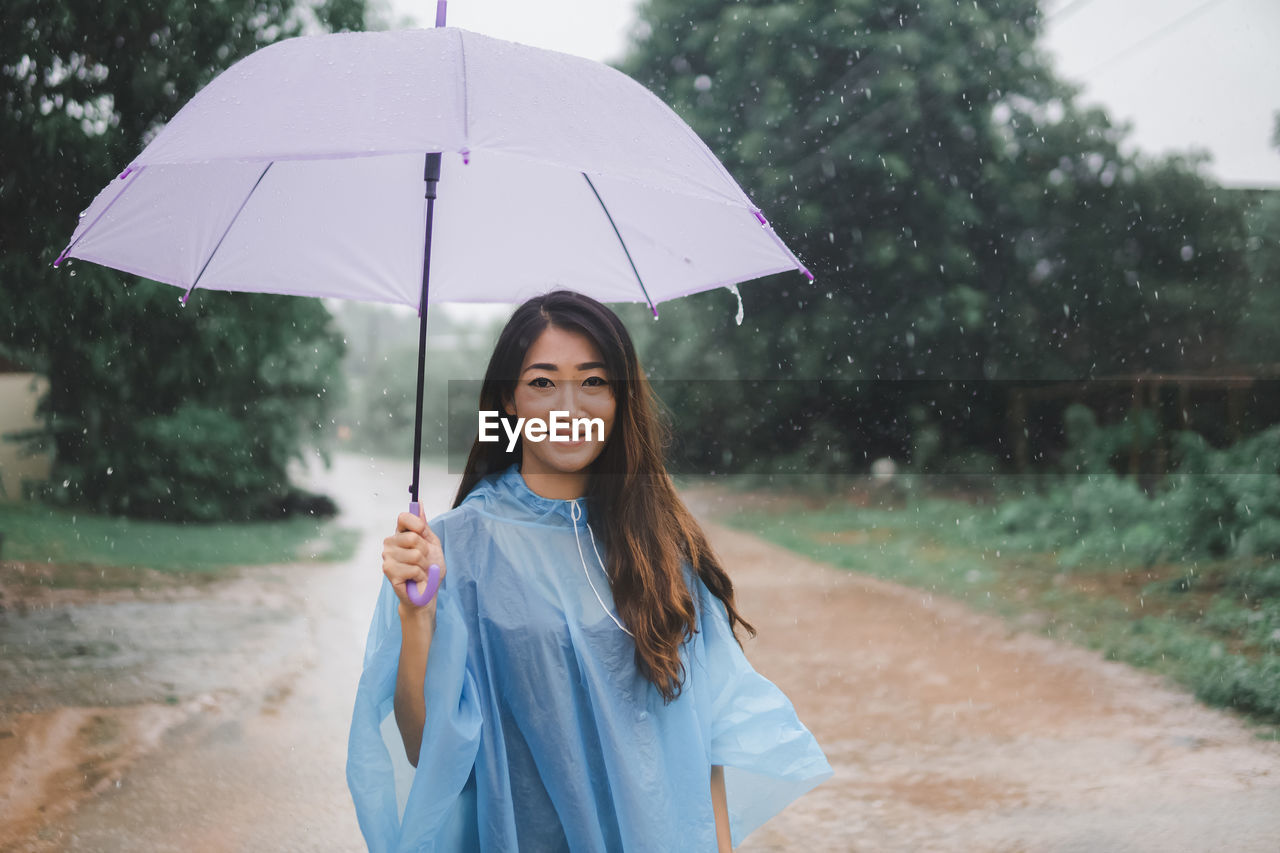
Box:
left=0, top=373, right=51, bottom=501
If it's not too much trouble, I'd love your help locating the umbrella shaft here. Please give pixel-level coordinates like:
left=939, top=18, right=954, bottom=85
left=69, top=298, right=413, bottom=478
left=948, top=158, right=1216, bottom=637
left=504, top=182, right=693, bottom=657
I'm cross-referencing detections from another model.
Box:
left=410, top=152, right=443, bottom=504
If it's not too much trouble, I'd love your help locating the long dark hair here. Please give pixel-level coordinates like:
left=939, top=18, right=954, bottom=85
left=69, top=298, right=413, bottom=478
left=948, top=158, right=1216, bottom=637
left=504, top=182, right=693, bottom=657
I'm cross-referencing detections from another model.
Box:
left=454, top=289, right=755, bottom=702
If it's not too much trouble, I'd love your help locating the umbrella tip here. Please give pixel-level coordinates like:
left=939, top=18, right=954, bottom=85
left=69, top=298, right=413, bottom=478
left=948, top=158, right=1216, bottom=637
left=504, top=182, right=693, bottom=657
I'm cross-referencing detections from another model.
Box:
left=651, top=304, right=659, bottom=319
left=801, top=266, right=815, bottom=283
left=53, top=249, right=68, bottom=268
left=435, top=0, right=447, bottom=26
left=753, top=210, right=767, bottom=226
left=118, top=166, right=134, bottom=180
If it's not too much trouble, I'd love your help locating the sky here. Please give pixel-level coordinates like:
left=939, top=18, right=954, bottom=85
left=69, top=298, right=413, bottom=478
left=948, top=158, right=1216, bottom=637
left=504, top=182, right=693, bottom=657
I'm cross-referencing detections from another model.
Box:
left=1041, top=0, right=1280, bottom=189
left=380, top=0, right=637, bottom=63
left=384, top=0, right=1280, bottom=189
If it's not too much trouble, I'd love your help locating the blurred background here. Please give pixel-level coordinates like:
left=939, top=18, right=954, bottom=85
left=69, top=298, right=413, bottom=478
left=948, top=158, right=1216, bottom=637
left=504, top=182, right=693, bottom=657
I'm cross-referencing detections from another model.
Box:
left=2, top=1, right=1279, bottom=850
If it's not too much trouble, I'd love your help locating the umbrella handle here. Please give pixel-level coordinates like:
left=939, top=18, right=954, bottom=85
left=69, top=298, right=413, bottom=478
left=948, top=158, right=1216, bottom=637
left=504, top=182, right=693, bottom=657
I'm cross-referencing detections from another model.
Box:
left=405, top=500, right=442, bottom=606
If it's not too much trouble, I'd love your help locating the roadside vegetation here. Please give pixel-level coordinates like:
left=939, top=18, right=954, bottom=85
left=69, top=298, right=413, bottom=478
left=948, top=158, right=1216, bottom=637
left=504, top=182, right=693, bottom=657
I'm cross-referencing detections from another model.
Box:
left=718, top=419, right=1280, bottom=739
left=0, top=501, right=357, bottom=593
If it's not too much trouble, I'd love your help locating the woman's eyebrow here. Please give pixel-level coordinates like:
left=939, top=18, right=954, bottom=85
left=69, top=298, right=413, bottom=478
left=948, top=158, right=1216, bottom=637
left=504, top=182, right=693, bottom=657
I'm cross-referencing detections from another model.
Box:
left=521, top=361, right=606, bottom=373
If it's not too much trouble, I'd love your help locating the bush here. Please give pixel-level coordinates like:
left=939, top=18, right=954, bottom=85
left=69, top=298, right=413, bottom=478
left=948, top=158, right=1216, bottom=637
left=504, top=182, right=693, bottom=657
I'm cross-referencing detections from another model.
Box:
left=1165, top=426, right=1280, bottom=558
left=1060, top=403, right=1160, bottom=476
left=985, top=421, right=1280, bottom=566
left=23, top=289, right=345, bottom=523
left=1225, top=564, right=1280, bottom=601
left=1192, top=653, right=1280, bottom=721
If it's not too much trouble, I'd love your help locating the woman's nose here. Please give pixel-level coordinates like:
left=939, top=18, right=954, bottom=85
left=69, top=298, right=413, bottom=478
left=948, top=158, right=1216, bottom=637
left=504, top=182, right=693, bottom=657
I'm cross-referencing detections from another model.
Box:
left=558, top=386, right=584, bottom=417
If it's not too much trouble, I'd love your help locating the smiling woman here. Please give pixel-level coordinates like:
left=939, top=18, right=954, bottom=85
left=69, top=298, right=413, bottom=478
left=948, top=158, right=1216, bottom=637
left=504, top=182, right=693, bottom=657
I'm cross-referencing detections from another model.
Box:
left=348, top=290, right=832, bottom=852
left=488, top=322, right=619, bottom=491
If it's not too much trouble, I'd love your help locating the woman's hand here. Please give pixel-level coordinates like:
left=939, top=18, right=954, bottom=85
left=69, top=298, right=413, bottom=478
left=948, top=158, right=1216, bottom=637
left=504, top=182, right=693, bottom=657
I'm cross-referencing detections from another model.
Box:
left=386, top=509, right=443, bottom=767
left=382, top=509, right=447, bottom=619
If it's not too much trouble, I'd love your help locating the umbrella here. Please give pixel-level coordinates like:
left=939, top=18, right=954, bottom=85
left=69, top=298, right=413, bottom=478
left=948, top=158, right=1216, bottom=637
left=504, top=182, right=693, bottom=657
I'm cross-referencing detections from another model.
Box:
left=53, top=2, right=812, bottom=604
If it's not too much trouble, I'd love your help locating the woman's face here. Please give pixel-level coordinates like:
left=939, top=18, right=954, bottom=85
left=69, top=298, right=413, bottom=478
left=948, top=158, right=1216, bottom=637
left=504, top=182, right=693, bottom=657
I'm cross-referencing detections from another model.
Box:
left=504, top=324, right=617, bottom=477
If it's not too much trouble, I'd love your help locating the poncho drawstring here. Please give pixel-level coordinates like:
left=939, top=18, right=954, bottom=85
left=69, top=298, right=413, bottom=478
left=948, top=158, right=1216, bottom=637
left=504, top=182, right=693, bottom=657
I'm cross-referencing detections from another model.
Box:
left=570, top=498, right=635, bottom=638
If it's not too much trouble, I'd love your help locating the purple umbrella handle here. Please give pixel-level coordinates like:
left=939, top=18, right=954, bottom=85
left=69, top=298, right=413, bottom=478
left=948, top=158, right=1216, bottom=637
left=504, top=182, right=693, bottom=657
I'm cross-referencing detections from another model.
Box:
left=405, top=500, right=442, bottom=606
left=407, top=564, right=441, bottom=606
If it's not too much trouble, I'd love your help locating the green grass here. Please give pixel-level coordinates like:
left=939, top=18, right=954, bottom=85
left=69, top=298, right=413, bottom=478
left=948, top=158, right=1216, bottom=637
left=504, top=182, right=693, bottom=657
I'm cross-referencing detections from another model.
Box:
left=0, top=501, right=359, bottom=577
left=725, top=494, right=1280, bottom=740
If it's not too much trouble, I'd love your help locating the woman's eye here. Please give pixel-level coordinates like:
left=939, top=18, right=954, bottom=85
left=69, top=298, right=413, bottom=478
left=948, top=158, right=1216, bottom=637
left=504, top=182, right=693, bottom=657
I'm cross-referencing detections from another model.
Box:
left=528, top=377, right=554, bottom=388
left=582, top=376, right=608, bottom=387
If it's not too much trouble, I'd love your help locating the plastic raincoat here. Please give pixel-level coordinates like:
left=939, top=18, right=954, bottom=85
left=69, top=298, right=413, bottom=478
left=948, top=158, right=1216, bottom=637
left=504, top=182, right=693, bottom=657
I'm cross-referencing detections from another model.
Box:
left=347, top=463, right=832, bottom=851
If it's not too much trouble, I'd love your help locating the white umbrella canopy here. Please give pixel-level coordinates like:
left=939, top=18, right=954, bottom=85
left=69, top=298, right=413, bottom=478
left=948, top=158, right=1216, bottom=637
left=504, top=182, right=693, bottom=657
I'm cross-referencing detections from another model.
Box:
left=55, top=14, right=813, bottom=605
left=56, top=25, right=811, bottom=310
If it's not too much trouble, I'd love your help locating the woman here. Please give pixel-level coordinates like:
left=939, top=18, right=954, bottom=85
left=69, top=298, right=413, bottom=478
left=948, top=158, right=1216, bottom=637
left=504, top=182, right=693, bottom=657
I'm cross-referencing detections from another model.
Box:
left=347, top=290, right=831, bottom=851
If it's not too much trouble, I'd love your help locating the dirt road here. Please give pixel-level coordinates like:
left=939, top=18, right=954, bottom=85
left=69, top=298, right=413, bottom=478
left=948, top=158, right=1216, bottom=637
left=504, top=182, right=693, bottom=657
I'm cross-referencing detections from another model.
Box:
left=0, top=452, right=436, bottom=852
left=3, top=457, right=1279, bottom=851
left=692, top=492, right=1280, bottom=852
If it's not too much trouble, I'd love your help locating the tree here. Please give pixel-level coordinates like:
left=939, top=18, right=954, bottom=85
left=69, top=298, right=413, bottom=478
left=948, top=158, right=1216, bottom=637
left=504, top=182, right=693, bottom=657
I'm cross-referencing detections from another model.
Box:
left=617, top=0, right=1250, bottom=472
left=1227, top=113, right=1280, bottom=368
left=1, top=0, right=371, bottom=519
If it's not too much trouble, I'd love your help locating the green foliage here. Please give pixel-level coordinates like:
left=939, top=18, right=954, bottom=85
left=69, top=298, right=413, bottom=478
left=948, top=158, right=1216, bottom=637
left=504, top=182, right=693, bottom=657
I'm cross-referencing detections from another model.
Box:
left=1190, top=652, right=1280, bottom=722
left=986, top=424, right=1280, bottom=566
left=1226, top=564, right=1280, bottom=600
left=619, top=0, right=1251, bottom=473
left=0, top=499, right=358, bottom=572
left=726, top=490, right=1280, bottom=725
left=1164, top=427, right=1280, bottom=558
left=1229, top=185, right=1280, bottom=366
left=986, top=473, right=1170, bottom=567
left=1093, top=614, right=1280, bottom=724
left=1, top=0, right=370, bottom=520
left=1058, top=402, right=1165, bottom=475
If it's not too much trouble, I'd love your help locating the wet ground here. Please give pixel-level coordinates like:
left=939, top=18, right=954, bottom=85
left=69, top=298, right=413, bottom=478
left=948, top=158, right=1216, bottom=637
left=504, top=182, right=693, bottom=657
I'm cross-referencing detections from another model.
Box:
left=0, top=452, right=433, bottom=851
left=687, top=488, right=1280, bottom=852
left=2, top=455, right=1279, bottom=851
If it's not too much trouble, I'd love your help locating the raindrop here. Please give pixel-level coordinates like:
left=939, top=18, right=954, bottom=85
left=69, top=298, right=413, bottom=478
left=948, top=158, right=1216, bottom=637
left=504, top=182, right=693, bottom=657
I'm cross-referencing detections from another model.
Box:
left=726, top=284, right=745, bottom=326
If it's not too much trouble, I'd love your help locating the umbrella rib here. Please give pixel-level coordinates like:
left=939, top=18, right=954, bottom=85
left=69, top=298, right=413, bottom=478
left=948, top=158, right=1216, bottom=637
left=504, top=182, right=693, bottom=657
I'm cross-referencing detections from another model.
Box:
left=456, top=29, right=471, bottom=152
left=581, top=173, right=658, bottom=318
left=182, top=161, right=274, bottom=305
left=53, top=167, right=146, bottom=268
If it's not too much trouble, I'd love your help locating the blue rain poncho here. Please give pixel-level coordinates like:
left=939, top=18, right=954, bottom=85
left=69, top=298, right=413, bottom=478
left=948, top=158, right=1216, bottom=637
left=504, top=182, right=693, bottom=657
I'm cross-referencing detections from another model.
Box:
left=347, top=463, right=832, bottom=851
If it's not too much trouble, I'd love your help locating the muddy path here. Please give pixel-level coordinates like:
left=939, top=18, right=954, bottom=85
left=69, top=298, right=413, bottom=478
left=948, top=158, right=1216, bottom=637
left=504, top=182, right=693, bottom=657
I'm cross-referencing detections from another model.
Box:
left=2, top=460, right=1278, bottom=851
left=683, top=490, right=1280, bottom=852
left=0, top=452, right=428, bottom=852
